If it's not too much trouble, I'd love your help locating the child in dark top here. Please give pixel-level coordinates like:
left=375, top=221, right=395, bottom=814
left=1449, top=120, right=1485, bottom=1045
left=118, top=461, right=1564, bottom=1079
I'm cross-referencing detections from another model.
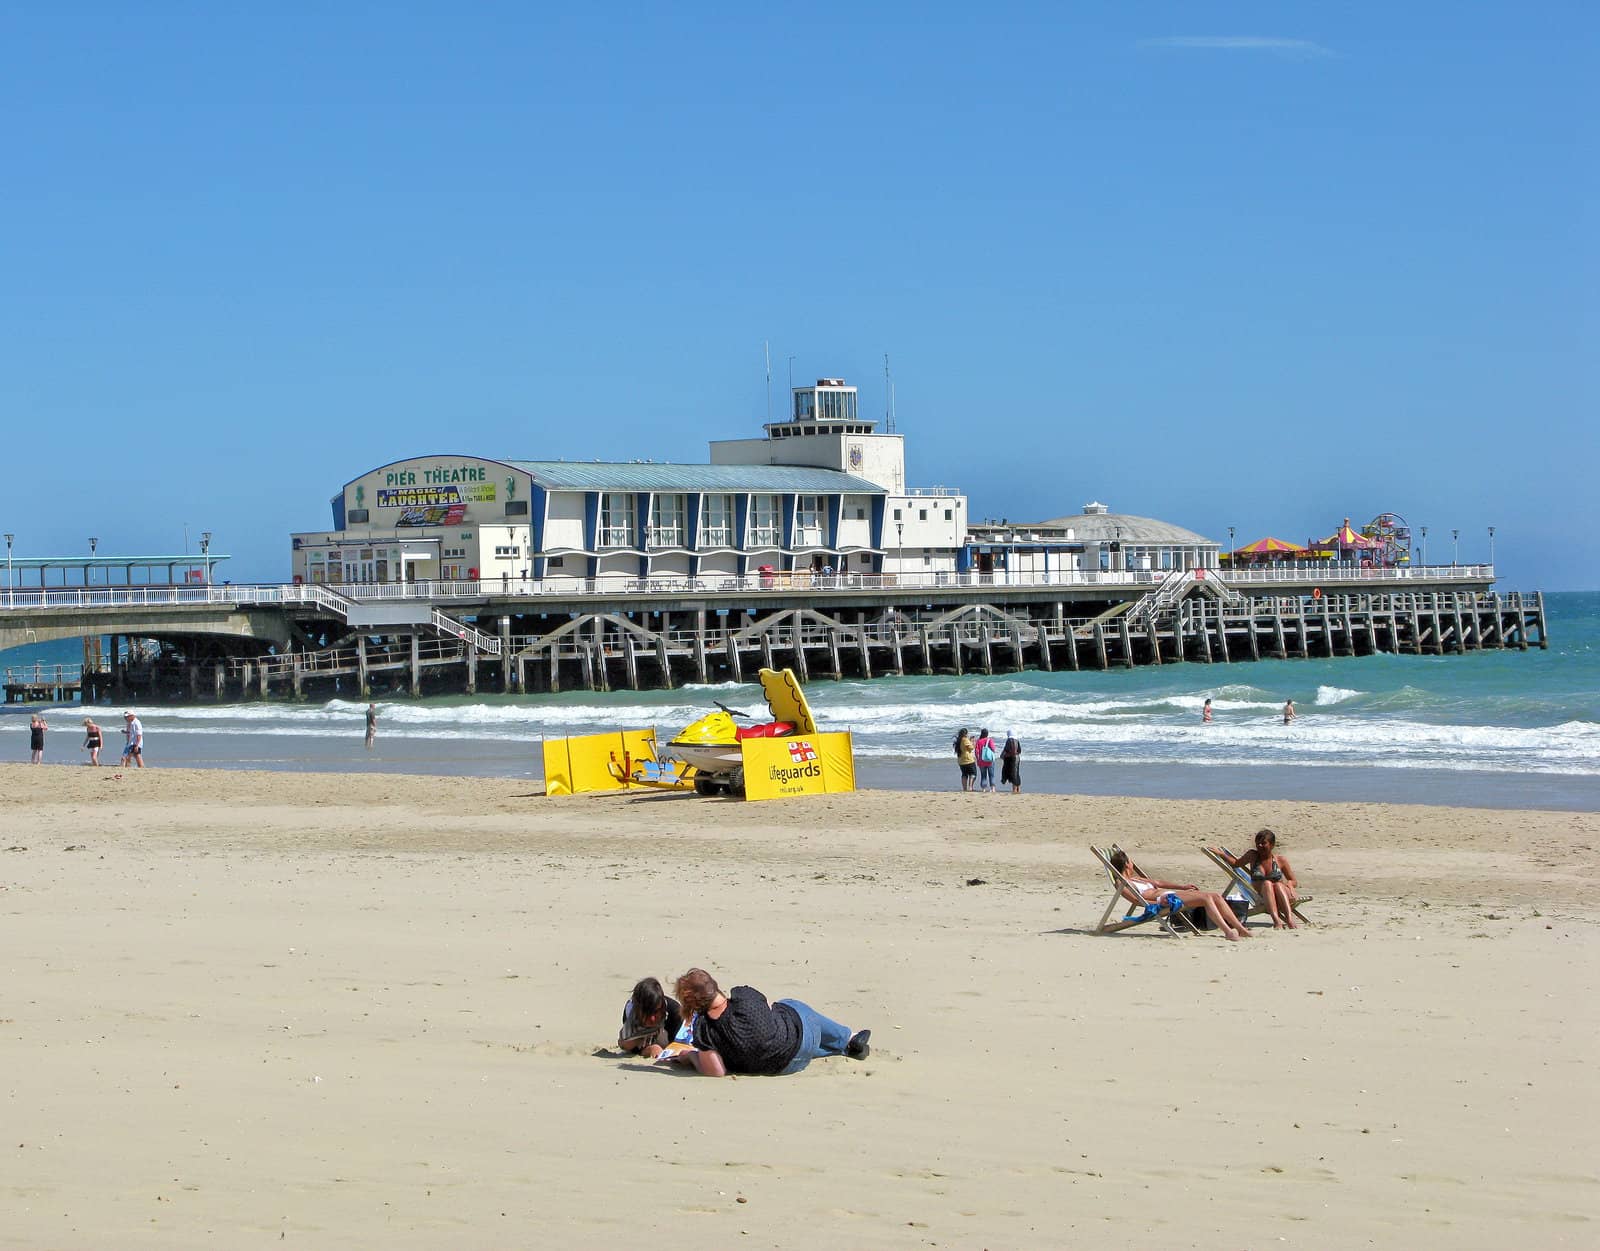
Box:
left=662, top=968, right=870, bottom=1077
left=618, top=977, right=685, bottom=1059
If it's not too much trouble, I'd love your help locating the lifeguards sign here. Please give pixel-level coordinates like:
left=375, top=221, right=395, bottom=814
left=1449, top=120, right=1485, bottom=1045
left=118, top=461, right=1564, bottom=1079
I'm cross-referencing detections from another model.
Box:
left=740, top=731, right=856, bottom=802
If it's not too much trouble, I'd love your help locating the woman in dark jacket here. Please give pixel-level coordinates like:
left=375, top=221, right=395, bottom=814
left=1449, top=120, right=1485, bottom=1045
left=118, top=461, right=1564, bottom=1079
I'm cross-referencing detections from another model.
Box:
left=1000, top=731, right=1022, bottom=794
left=663, top=968, right=870, bottom=1076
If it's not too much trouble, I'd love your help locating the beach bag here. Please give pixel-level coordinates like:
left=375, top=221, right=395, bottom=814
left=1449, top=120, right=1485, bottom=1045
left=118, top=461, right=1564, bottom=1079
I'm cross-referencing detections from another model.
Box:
left=978, top=741, right=996, bottom=763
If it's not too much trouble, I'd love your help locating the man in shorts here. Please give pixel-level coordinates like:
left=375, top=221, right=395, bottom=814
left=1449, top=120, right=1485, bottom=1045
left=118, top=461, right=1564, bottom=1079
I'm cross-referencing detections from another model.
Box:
left=121, top=711, right=146, bottom=767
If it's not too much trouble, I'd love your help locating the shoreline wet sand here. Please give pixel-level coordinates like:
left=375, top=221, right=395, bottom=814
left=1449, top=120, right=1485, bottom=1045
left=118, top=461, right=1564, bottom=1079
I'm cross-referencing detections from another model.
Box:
left=3, top=765, right=1597, bottom=1247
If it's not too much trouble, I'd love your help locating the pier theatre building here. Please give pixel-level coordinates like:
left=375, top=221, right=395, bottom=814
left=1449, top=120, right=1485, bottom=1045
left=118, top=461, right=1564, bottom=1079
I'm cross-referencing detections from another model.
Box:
left=291, top=379, right=968, bottom=588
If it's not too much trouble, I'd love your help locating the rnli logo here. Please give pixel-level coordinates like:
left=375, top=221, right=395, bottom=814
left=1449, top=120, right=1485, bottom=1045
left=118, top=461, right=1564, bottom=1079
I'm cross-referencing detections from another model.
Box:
left=787, top=740, right=817, bottom=763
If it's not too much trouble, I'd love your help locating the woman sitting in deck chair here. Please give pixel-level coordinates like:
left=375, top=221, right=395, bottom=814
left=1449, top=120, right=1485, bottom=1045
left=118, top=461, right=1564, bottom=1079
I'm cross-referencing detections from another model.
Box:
left=1208, top=829, right=1300, bottom=929
left=1109, top=849, right=1253, bottom=941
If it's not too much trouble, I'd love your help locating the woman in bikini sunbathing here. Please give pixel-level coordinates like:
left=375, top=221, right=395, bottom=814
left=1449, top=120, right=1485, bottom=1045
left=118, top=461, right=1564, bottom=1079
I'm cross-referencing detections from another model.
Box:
left=1108, top=849, right=1252, bottom=941
left=1209, top=828, right=1300, bottom=929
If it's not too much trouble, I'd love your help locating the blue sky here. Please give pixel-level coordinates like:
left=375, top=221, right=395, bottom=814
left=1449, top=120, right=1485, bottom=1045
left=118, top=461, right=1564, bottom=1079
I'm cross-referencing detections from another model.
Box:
left=1, top=2, right=1592, bottom=587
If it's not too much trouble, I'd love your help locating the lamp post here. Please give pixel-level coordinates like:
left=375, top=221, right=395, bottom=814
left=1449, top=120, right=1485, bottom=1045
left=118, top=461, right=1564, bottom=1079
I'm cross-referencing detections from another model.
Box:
left=895, top=521, right=903, bottom=584
left=3, top=533, right=11, bottom=606
left=89, top=536, right=98, bottom=589
left=1419, top=525, right=1428, bottom=566
left=200, top=531, right=213, bottom=587
left=1452, top=528, right=1459, bottom=566
left=1488, top=525, right=1495, bottom=568
left=1227, top=526, right=1235, bottom=569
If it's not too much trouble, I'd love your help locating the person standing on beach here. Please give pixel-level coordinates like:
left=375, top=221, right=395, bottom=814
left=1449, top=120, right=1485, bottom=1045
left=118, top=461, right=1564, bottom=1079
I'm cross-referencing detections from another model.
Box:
left=364, top=702, right=377, bottom=749
left=974, top=728, right=998, bottom=792
left=1000, top=731, right=1022, bottom=794
left=29, top=713, right=47, bottom=763
left=953, top=729, right=976, bottom=791
left=1283, top=699, right=1296, bottom=725
left=82, top=717, right=103, bottom=766
left=121, top=711, right=145, bottom=767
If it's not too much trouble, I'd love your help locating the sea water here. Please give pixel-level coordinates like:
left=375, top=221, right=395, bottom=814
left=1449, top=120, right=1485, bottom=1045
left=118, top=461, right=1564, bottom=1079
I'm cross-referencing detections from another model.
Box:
left=5, top=591, right=1597, bottom=811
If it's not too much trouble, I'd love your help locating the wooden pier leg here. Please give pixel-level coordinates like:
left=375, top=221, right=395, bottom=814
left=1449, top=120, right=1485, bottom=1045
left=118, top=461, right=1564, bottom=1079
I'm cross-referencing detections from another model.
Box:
left=949, top=624, right=963, bottom=676
left=1535, top=591, right=1548, bottom=649
left=826, top=628, right=842, bottom=679
left=857, top=627, right=873, bottom=678
left=1246, top=613, right=1260, bottom=661
left=1118, top=616, right=1136, bottom=668
left=1011, top=627, right=1025, bottom=673
left=1451, top=595, right=1468, bottom=653
left=761, top=632, right=776, bottom=674
left=465, top=643, right=479, bottom=694
left=581, top=645, right=596, bottom=691
left=357, top=635, right=370, bottom=697
left=920, top=625, right=933, bottom=674
left=1065, top=626, right=1080, bottom=670
left=1092, top=622, right=1108, bottom=669
left=623, top=636, right=639, bottom=689
left=1196, top=607, right=1213, bottom=663
left=1212, top=612, right=1229, bottom=663
left=516, top=654, right=527, bottom=694
left=213, top=663, right=225, bottom=700
left=791, top=612, right=809, bottom=682
left=727, top=630, right=743, bottom=681
left=1037, top=624, right=1054, bottom=670
left=292, top=655, right=304, bottom=700
left=1147, top=620, right=1163, bottom=665
left=1488, top=594, right=1503, bottom=648
left=188, top=665, right=200, bottom=701
left=410, top=633, right=422, bottom=697
left=892, top=626, right=905, bottom=676
left=694, top=632, right=708, bottom=683
left=258, top=663, right=269, bottom=700
left=979, top=625, right=994, bottom=675
left=501, top=621, right=513, bottom=691
left=1271, top=613, right=1287, bottom=659
left=549, top=644, right=562, bottom=693
left=655, top=631, right=673, bottom=688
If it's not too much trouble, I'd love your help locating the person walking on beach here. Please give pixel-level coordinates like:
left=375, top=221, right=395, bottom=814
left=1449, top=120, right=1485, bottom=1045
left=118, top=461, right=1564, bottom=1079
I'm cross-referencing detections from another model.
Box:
left=664, top=968, right=870, bottom=1077
left=29, top=713, right=47, bottom=763
left=1000, top=730, right=1022, bottom=793
left=974, top=728, right=999, bottom=792
left=121, top=711, right=145, bottom=767
left=953, top=729, right=976, bottom=791
left=364, top=702, right=377, bottom=749
left=1202, top=698, right=1213, bottom=724
left=1282, top=699, right=1296, bottom=725
left=82, top=716, right=103, bottom=766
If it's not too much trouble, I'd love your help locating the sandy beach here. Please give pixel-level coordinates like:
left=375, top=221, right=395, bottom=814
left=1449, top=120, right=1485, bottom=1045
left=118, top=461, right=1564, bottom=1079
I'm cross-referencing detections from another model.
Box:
left=2, top=764, right=1596, bottom=1248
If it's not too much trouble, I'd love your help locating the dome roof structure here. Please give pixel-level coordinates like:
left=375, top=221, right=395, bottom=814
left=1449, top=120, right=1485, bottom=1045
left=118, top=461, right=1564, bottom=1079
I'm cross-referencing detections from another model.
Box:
left=1032, top=510, right=1217, bottom=546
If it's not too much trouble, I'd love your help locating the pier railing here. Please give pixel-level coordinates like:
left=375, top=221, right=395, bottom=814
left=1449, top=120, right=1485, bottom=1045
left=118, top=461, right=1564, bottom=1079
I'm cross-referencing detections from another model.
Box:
left=0, top=564, right=1495, bottom=614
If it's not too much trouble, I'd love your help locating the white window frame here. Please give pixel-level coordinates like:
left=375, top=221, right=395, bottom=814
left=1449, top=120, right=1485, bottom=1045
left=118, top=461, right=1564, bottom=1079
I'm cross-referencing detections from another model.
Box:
left=647, top=493, right=686, bottom=548
left=748, top=494, right=781, bottom=546
left=600, top=492, right=635, bottom=549
left=795, top=495, right=825, bottom=546
left=699, top=493, right=734, bottom=546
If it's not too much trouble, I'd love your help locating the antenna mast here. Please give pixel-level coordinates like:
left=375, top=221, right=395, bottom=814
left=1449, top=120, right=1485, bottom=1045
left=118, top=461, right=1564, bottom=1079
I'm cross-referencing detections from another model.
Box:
left=764, top=341, right=772, bottom=423
left=884, top=353, right=897, bottom=432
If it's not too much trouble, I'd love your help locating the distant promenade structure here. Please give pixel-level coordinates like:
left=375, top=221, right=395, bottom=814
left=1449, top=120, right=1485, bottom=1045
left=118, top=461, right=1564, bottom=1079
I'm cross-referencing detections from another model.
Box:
left=0, top=377, right=1544, bottom=703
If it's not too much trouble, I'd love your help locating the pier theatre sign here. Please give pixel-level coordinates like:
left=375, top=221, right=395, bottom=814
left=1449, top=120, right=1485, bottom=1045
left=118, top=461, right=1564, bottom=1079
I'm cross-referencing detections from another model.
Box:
left=370, top=463, right=498, bottom=525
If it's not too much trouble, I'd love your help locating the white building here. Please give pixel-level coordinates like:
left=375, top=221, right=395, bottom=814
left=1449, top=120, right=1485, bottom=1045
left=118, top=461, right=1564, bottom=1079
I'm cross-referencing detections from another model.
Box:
left=966, top=502, right=1221, bottom=579
left=289, top=378, right=967, bottom=588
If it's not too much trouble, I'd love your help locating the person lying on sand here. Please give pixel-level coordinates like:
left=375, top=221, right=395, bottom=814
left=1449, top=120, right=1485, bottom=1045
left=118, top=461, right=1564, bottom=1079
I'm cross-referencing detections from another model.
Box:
left=657, top=968, right=871, bottom=1076
left=1109, top=848, right=1252, bottom=941
left=617, top=977, right=684, bottom=1059
left=1208, top=829, right=1301, bottom=929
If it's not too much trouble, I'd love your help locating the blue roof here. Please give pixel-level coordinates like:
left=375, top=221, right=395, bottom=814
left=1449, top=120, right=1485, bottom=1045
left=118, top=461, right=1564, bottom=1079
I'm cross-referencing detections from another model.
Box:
left=505, top=461, right=885, bottom=494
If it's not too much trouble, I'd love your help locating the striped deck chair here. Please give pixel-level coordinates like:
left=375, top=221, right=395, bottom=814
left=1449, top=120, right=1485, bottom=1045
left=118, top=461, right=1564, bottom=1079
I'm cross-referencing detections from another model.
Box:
left=1090, top=844, right=1201, bottom=936
left=1201, top=845, right=1313, bottom=926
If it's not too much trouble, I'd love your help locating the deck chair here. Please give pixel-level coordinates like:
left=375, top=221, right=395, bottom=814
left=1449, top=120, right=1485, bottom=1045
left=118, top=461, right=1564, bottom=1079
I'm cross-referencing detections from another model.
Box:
left=1201, top=845, right=1313, bottom=926
left=1090, top=844, right=1201, bottom=936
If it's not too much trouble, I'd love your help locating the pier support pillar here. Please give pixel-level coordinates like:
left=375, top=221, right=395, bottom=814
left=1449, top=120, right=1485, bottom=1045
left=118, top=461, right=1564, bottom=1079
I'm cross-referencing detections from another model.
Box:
left=693, top=632, right=708, bottom=683
left=1213, top=614, right=1229, bottom=663
left=501, top=620, right=513, bottom=690
left=258, top=663, right=269, bottom=700
left=1535, top=591, right=1548, bottom=649
left=581, top=644, right=596, bottom=692
left=791, top=612, right=809, bottom=682
left=213, top=663, right=225, bottom=700
left=826, top=628, right=841, bottom=679
left=1118, top=615, right=1135, bottom=669
left=761, top=631, right=776, bottom=674
left=357, top=635, right=370, bottom=697
left=892, top=625, right=905, bottom=676
left=1010, top=627, right=1025, bottom=673
left=516, top=653, right=527, bottom=694
left=1196, top=607, right=1213, bottom=664
left=857, top=627, right=872, bottom=678
left=465, top=643, right=478, bottom=694
left=1064, top=626, right=1080, bottom=670
left=549, top=644, right=562, bottom=692
left=920, top=625, right=933, bottom=674
left=623, top=636, right=639, bottom=689
left=655, top=633, right=673, bottom=688
left=410, top=633, right=421, bottom=697
left=291, top=655, right=304, bottom=700
left=1092, top=622, right=1108, bottom=670
left=949, top=624, right=963, bottom=676
left=727, top=630, right=743, bottom=681
left=1147, top=620, right=1163, bottom=665
left=188, top=665, right=200, bottom=701
left=978, top=625, right=994, bottom=675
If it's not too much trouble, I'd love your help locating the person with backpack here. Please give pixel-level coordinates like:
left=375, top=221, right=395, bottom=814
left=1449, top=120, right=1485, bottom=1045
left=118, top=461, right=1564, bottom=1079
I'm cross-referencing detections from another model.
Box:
left=953, top=728, right=976, bottom=791
left=974, top=728, right=998, bottom=792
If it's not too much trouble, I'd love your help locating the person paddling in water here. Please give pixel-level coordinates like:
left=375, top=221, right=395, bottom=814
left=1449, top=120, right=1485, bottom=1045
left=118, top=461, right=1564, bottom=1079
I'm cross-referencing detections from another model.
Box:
left=1202, top=698, right=1213, bottom=724
left=1282, top=699, right=1296, bottom=725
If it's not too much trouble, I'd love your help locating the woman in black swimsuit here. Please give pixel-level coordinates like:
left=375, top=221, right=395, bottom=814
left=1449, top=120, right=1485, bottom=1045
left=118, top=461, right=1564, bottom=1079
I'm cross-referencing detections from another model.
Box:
left=1211, top=829, right=1300, bottom=929
left=82, top=717, right=103, bottom=766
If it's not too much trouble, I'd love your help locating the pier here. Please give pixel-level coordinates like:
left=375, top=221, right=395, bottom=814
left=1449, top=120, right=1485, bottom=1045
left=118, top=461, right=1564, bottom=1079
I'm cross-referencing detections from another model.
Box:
left=0, top=566, right=1546, bottom=704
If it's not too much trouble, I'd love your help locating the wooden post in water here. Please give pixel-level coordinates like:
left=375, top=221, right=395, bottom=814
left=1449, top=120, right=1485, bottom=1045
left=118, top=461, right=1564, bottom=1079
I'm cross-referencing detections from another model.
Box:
left=1092, top=622, right=1108, bottom=669
left=1118, top=615, right=1136, bottom=668
left=580, top=644, right=596, bottom=691
left=549, top=644, right=562, bottom=693
left=1011, top=627, right=1025, bottom=673
left=857, top=626, right=873, bottom=678
left=1271, top=612, right=1287, bottom=659
left=213, top=663, right=225, bottom=700
left=1037, top=624, right=1054, bottom=670
left=891, top=624, right=905, bottom=676
left=1196, top=605, right=1213, bottom=664
left=1147, top=619, right=1164, bottom=665
left=791, top=612, right=809, bottom=682
left=920, top=624, right=933, bottom=674
left=410, top=633, right=422, bottom=697
left=726, top=629, right=743, bottom=681
left=465, top=642, right=478, bottom=694
left=188, top=664, right=200, bottom=701
left=1534, top=591, right=1548, bottom=649
left=949, top=624, right=963, bottom=676
left=694, top=631, right=708, bottom=683
left=978, top=624, right=994, bottom=675
left=760, top=631, right=776, bottom=673
left=258, top=662, right=269, bottom=700
left=501, top=620, right=513, bottom=691
left=623, top=636, right=639, bottom=689
left=825, top=627, right=841, bottom=679
left=1212, top=612, right=1229, bottom=664
left=357, top=635, right=370, bottom=696
left=291, top=655, right=304, bottom=699
left=1064, top=625, right=1080, bottom=670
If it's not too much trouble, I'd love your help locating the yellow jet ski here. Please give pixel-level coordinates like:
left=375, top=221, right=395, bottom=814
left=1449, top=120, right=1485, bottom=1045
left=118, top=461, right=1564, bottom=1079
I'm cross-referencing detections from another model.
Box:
left=666, top=668, right=817, bottom=796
